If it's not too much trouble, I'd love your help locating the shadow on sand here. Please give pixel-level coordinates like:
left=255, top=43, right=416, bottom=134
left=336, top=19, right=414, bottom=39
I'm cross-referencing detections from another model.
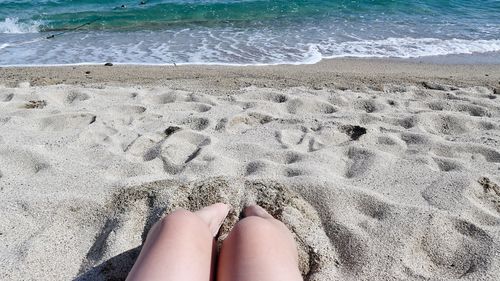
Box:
left=74, top=246, right=140, bottom=281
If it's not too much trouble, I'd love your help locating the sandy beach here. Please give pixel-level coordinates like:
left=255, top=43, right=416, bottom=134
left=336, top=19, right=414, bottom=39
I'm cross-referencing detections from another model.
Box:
left=1, top=59, right=500, bottom=280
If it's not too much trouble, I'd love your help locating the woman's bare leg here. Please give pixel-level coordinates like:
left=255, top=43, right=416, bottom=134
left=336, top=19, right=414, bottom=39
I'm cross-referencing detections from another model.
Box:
left=126, top=203, right=230, bottom=281
left=217, top=205, right=302, bottom=281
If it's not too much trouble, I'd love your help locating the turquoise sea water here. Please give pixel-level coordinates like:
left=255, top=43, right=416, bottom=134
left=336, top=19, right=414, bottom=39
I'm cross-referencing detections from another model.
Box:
left=0, top=0, right=499, bottom=65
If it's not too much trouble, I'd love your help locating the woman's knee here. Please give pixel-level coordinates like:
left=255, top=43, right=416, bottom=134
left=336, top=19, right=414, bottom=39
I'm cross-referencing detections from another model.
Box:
left=228, top=216, right=289, bottom=242
left=153, top=208, right=212, bottom=238
left=220, top=215, right=300, bottom=273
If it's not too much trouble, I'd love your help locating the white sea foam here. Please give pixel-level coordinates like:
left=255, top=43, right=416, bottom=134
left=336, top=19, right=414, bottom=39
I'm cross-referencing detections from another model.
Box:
left=0, top=17, right=40, bottom=34
left=0, top=32, right=499, bottom=66
left=319, top=37, right=500, bottom=59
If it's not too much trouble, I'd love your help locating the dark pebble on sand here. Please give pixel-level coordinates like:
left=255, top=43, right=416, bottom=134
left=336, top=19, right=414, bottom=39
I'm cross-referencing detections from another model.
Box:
left=341, top=125, right=367, bottom=141
left=165, top=126, right=181, bottom=137
left=104, top=62, right=113, bottom=66
left=85, top=71, right=91, bottom=74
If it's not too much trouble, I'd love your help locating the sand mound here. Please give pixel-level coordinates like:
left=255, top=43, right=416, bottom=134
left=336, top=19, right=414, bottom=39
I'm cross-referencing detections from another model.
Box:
left=74, top=178, right=336, bottom=280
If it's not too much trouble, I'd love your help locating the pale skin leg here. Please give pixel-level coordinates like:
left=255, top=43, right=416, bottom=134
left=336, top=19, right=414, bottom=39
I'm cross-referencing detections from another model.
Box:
left=126, top=203, right=230, bottom=281
left=126, top=203, right=302, bottom=281
left=217, top=205, right=303, bottom=281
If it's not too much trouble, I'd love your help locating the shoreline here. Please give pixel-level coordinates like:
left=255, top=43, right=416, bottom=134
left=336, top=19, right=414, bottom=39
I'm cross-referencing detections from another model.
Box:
left=1, top=58, right=499, bottom=89
left=2, top=51, right=500, bottom=68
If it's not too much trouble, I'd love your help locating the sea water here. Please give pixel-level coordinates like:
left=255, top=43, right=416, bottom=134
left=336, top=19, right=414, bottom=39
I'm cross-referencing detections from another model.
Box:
left=0, top=0, right=499, bottom=65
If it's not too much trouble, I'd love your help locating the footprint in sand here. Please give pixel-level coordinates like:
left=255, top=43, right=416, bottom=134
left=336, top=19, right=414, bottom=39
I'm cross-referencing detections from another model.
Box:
left=431, top=143, right=500, bottom=164
left=76, top=178, right=337, bottom=281
left=431, top=157, right=464, bottom=172
left=38, top=113, right=96, bottom=131
left=354, top=99, right=385, bottom=113
left=161, top=102, right=212, bottom=113
left=419, top=113, right=472, bottom=136
left=65, top=90, right=90, bottom=105
left=456, top=103, right=490, bottom=117
left=287, top=98, right=336, bottom=115
left=126, top=127, right=212, bottom=175
left=180, top=116, right=210, bottom=131
left=226, top=112, right=275, bottom=133
left=109, top=105, right=147, bottom=115
left=275, top=127, right=308, bottom=149
left=275, top=127, right=325, bottom=153
left=344, top=146, right=377, bottom=179
left=244, top=160, right=268, bottom=176
left=1, top=92, right=14, bottom=102
left=145, top=91, right=178, bottom=104
left=403, top=213, right=493, bottom=279
left=0, top=148, right=51, bottom=177
left=160, top=130, right=211, bottom=165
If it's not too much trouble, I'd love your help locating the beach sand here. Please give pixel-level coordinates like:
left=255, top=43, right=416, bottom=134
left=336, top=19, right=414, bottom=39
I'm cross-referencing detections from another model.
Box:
left=1, top=59, right=500, bottom=280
